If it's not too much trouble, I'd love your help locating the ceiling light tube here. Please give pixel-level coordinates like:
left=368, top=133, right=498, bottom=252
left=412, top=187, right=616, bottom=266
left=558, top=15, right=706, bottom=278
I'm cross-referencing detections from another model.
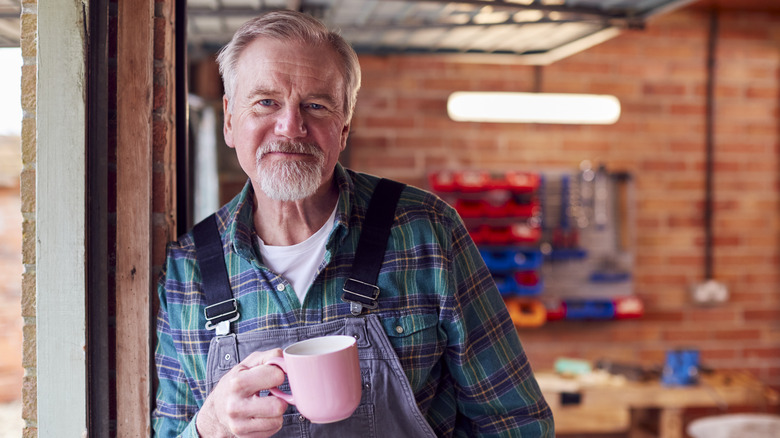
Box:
left=447, top=91, right=621, bottom=124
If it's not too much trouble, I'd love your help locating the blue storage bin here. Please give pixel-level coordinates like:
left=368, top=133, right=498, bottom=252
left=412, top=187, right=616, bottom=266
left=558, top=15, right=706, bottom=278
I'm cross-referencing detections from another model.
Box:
left=589, top=270, right=631, bottom=283
left=492, top=273, right=516, bottom=295
left=514, top=250, right=543, bottom=270
left=492, top=273, right=544, bottom=297
left=513, top=278, right=544, bottom=296
left=546, top=248, right=587, bottom=261
left=480, top=249, right=543, bottom=271
left=481, top=249, right=519, bottom=271
left=564, top=300, right=615, bottom=320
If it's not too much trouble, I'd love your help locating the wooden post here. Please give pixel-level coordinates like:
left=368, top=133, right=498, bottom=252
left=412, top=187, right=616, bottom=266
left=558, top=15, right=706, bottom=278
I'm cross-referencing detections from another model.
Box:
left=116, top=0, right=154, bottom=435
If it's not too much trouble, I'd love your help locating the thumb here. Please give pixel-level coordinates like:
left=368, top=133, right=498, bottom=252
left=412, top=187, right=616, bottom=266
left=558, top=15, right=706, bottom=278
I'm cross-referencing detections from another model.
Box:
left=240, top=348, right=284, bottom=368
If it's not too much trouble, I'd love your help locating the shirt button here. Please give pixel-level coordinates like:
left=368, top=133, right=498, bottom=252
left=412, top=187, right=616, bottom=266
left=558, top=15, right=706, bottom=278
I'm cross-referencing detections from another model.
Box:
left=298, top=415, right=306, bottom=422
left=395, top=325, right=404, bottom=334
left=224, top=353, right=231, bottom=361
left=276, top=284, right=285, bottom=292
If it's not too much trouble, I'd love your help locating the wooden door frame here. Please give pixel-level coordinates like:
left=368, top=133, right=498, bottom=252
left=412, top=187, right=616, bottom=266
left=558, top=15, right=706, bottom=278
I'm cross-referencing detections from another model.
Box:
left=115, top=0, right=155, bottom=435
left=114, top=0, right=186, bottom=435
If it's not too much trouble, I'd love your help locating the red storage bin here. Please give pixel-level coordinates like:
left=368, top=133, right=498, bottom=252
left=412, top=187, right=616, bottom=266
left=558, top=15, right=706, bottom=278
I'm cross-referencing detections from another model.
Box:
left=544, top=299, right=566, bottom=321
left=454, top=198, right=489, bottom=218
left=505, top=198, right=540, bottom=218
left=514, top=270, right=539, bottom=287
left=429, top=171, right=457, bottom=192
left=503, top=172, right=541, bottom=193
left=509, top=223, right=541, bottom=244
left=468, top=225, right=488, bottom=245
left=483, top=225, right=513, bottom=245
left=454, top=171, right=491, bottom=192
left=614, top=296, right=644, bottom=319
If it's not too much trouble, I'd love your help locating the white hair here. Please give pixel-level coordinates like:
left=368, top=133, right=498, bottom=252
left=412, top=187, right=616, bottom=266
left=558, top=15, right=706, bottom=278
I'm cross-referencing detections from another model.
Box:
left=216, top=10, right=361, bottom=123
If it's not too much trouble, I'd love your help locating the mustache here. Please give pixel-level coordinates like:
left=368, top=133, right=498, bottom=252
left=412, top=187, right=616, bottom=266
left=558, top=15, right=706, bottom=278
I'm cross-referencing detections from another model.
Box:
left=257, top=141, right=323, bottom=159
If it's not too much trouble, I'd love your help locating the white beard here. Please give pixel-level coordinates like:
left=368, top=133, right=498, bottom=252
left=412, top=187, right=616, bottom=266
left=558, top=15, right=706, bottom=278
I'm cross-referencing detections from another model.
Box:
left=256, top=141, right=325, bottom=201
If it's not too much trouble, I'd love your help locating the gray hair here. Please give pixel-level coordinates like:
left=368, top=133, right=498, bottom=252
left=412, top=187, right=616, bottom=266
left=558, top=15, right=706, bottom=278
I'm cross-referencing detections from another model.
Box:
left=216, top=10, right=361, bottom=123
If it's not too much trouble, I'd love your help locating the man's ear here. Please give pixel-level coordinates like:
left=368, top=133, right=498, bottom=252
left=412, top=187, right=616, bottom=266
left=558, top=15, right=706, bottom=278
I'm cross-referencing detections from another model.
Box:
left=223, top=95, right=235, bottom=148
left=340, top=122, right=350, bottom=151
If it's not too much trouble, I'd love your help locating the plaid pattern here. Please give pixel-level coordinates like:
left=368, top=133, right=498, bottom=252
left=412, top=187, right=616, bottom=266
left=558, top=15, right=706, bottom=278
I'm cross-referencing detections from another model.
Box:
left=152, top=164, right=554, bottom=437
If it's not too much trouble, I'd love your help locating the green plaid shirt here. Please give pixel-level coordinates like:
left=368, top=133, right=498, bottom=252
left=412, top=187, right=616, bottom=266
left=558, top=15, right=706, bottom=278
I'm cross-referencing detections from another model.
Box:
left=152, top=164, right=553, bottom=437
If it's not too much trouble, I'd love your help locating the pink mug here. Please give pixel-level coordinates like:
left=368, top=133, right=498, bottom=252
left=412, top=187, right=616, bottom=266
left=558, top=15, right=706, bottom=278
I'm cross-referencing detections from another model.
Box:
left=265, top=335, right=362, bottom=423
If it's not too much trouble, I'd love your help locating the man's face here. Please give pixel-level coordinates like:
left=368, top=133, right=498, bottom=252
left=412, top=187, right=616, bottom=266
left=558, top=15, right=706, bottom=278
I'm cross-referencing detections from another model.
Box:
left=223, top=38, right=350, bottom=201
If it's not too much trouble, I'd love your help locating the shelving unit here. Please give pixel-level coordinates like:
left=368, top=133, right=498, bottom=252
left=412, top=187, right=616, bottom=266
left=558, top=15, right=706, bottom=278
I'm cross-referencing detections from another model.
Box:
left=429, top=165, right=642, bottom=327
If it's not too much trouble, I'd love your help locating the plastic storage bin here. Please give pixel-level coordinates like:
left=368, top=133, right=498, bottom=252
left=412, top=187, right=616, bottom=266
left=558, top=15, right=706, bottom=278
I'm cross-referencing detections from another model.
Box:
left=687, top=414, right=780, bottom=438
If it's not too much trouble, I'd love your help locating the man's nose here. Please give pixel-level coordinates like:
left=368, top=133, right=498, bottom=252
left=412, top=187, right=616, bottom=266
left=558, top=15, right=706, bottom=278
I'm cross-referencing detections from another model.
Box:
left=274, top=105, right=307, bottom=138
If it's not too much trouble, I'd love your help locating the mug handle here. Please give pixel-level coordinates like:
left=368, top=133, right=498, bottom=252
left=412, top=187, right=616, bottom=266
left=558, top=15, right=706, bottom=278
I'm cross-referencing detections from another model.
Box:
left=265, top=357, right=295, bottom=404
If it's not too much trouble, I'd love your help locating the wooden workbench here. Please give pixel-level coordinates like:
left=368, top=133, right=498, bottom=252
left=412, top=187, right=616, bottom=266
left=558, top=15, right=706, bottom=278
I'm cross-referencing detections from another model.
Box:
left=537, top=370, right=779, bottom=438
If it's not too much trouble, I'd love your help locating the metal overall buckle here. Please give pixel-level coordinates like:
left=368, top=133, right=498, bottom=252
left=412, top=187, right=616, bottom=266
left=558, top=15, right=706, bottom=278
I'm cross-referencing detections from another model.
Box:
left=204, top=298, right=240, bottom=336
left=342, top=278, right=380, bottom=316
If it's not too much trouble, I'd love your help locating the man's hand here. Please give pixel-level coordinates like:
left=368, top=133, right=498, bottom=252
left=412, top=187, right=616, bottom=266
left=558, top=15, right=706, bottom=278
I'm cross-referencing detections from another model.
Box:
left=196, top=349, right=288, bottom=437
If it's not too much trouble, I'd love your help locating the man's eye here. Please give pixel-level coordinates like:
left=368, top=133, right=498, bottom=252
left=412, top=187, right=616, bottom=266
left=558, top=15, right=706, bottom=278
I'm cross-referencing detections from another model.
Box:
left=258, top=99, right=274, bottom=107
left=308, top=103, right=325, bottom=110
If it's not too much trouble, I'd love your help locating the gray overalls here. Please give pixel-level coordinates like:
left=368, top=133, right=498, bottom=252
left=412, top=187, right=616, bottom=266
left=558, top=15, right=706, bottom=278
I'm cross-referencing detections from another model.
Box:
left=193, top=179, right=438, bottom=437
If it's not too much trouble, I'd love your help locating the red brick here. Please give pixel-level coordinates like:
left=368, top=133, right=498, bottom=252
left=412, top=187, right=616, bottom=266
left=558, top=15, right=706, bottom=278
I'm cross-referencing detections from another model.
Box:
left=153, top=83, right=166, bottom=111
left=641, top=310, right=685, bottom=323
left=700, top=348, right=739, bottom=361
left=744, top=308, right=780, bottom=322
left=687, top=308, right=739, bottom=323
left=642, top=82, right=687, bottom=96
left=362, top=116, right=417, bottom=129
left=152, top=119, right=168, bottom=148
left=744, top=347, right=780, bottom=360
left=396, top=97, right=447, bottom=114
left=669, top=103, right=706, bottom=116
left=661, top=328, right=712, bottom=342
left=714, top=329, right=763, bottom=341
left=153, top=17, right=166, bottom=61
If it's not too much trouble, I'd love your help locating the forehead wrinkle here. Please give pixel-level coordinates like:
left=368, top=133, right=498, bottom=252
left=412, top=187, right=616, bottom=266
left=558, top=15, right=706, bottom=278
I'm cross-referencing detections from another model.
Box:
left=234, top=39, right=346, bottom=111
left=240, top=55, right=324, bottom=81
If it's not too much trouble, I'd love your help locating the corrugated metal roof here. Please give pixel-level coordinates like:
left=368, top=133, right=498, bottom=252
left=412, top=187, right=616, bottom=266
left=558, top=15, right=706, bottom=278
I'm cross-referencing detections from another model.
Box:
left=0, top=0, right=695, bottom=60
left=187, top=0, right=695, bottom=64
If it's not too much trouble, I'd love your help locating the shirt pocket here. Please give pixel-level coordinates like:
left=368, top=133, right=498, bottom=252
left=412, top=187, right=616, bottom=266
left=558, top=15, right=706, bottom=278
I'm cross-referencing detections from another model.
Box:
left=382, top=312, right=439, bottom=341
left=380, top=312, right=443, bottom=390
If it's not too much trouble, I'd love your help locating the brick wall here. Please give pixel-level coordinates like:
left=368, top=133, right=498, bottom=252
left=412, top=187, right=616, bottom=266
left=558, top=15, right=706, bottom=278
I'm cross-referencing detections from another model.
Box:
left=152, top=0, right=178, bottom=267
left=349, top=8, right=780, bottom=387
left=20, top=0, right=36, bottom=434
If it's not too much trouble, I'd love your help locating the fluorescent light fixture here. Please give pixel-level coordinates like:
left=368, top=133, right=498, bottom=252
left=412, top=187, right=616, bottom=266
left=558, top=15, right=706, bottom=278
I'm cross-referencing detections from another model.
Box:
left=447, top=91, right=621, bottom=124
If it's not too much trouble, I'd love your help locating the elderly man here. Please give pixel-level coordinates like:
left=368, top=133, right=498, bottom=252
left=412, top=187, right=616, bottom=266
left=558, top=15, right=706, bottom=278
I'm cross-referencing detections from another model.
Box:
left=153, top=10, right=553, bottom=438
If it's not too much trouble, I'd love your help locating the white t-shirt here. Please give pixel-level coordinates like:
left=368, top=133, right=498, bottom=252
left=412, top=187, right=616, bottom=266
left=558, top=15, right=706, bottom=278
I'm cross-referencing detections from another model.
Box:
left=256, top=202, right=338, bottom=304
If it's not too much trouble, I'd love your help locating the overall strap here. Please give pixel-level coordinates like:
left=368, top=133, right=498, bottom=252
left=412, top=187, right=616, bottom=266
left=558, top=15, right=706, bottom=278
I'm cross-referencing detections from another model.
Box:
left=342, top=178, right=406, bottom=315
left=192, top=214, right=240, bottom=335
